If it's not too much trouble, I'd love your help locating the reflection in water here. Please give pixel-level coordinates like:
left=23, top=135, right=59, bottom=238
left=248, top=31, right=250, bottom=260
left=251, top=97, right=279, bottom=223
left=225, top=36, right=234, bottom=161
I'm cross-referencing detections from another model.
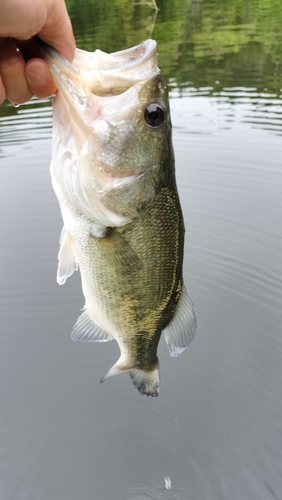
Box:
left=170, top=86, right=282, bottom=135
left=164, top=476, right=171, bottom=490
left=1, top=0, right=282, bottom=498
left=0, top=99, right=52, bottom=154
left=1, top=85, right=281, bottom=500
left=63, top=0, right=282, bottom=96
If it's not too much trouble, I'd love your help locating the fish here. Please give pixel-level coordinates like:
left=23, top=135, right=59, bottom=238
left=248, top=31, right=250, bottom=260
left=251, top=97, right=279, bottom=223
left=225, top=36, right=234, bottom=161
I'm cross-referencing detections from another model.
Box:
left=44, top=39, right=196, bottom=397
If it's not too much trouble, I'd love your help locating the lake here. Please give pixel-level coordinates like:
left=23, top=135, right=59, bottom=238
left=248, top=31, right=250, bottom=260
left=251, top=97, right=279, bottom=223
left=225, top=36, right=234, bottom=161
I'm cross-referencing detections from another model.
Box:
left=1, top=0, right=282, bottom=499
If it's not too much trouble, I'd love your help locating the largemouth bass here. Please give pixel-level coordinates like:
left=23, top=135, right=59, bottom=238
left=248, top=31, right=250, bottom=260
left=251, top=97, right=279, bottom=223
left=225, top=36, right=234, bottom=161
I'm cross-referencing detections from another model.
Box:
left=44, top=40, right=196, bottom=397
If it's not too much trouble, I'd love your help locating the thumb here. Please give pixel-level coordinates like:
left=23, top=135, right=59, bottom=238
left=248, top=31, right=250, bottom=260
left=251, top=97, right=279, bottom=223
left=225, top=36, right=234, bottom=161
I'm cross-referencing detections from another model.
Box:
left=38, top=0, right=75, bottom=62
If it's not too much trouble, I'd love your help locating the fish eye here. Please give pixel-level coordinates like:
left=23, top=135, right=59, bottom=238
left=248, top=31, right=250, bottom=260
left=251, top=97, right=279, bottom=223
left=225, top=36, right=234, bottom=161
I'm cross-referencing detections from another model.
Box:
left=144, top=103, right=165, bottom=128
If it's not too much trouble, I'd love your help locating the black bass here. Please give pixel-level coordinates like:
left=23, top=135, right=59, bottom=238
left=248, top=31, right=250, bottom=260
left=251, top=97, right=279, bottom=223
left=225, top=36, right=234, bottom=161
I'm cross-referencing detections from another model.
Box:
left=44, top=40, right=196, bottom=397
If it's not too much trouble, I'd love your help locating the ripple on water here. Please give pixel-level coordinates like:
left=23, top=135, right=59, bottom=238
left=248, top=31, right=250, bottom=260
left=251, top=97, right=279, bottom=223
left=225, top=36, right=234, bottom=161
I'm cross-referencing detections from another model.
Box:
left=0, top=98, right=52, bottom=154
left=170, top=86, right=282, bottom=136
left=170, top=91, right=282, bottom=317
left=1, top=64, right=282, bottom=500
left=124, top=474, right=202, bottom=500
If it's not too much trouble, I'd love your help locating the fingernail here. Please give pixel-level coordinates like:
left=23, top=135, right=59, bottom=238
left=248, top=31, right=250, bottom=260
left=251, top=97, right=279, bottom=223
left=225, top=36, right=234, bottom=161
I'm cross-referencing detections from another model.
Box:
left=26, top=61, right=48, bottom=86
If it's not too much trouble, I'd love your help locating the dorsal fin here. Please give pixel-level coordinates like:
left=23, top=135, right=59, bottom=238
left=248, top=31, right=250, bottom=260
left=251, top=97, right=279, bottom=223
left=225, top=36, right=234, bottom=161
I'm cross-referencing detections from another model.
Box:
left=71, top=307, right=114, bottom=342
left=163, top=287, right=197, bottom=357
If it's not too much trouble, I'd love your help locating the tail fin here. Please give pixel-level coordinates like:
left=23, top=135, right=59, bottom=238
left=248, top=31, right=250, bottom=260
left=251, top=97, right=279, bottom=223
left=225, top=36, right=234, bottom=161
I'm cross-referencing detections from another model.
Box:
left=100, top=357, right=160, bottom=397
left=130, top=359, right=160, bottom=397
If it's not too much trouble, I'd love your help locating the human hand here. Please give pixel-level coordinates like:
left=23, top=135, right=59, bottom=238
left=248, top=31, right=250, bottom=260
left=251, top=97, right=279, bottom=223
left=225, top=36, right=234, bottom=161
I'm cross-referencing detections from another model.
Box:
left=0, top=0, right=75, bottom=105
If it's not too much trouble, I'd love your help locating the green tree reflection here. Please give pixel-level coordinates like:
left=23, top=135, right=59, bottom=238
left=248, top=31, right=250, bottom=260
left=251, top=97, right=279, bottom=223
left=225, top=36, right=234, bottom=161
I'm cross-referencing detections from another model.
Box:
left=66, top=0, right=282, bottom=94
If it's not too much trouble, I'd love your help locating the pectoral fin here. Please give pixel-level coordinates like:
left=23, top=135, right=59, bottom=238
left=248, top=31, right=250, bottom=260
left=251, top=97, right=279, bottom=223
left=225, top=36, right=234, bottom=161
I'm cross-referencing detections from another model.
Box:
left=71, top=307, right=114, bottom=342
left=92, top=227, right=143, bottom=273
left=163, top=287, right=197, bottom=357
left=57, top=226, right=78, bottom=285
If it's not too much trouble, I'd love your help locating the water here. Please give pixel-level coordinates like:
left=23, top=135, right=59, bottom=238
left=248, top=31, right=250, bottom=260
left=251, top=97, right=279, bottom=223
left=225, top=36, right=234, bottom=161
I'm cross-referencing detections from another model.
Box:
left=1, top=1, right=282, bottom=499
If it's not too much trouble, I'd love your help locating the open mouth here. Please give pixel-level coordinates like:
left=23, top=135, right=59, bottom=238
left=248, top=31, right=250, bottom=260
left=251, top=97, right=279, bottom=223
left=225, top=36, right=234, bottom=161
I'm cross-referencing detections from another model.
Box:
left=42, top=40, right=159, bottom=98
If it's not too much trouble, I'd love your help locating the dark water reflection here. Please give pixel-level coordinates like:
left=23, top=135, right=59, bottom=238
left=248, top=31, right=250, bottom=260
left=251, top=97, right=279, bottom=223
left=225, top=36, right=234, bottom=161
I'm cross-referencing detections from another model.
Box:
left=1, top=1, right=282, bottom=499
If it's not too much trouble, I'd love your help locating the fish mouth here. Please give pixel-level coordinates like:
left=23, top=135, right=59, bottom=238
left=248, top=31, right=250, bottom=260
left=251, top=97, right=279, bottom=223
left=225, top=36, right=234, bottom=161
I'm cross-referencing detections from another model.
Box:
left=42, top=40, right=160, bottom=135
left=42, top=39, right=160, bottom=97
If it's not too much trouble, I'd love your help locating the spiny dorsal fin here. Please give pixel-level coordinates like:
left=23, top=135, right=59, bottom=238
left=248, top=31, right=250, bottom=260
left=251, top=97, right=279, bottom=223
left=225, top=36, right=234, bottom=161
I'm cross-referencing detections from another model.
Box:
left=71, top=307, right=114, bottom=342
left=57, top=226, right=78, bottom=285
left=163, top=287, right=197, bottom=357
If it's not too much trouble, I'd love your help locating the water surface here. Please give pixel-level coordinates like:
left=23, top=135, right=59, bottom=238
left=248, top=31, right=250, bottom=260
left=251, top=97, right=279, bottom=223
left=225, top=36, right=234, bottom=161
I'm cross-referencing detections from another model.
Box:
left=1, top=1, right=282, bottom=499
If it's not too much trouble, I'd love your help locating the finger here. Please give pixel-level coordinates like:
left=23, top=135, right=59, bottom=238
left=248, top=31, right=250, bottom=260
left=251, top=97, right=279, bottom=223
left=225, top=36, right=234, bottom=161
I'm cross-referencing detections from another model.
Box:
left=0, top=38, right=7, bottom=102
left=0, top=39, right=32, bottom=104
left=0, top=75, right=5, bottom=104
left=39, top=0, right=76, bottom=62
left=25, top=58, right=57, bottom=98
